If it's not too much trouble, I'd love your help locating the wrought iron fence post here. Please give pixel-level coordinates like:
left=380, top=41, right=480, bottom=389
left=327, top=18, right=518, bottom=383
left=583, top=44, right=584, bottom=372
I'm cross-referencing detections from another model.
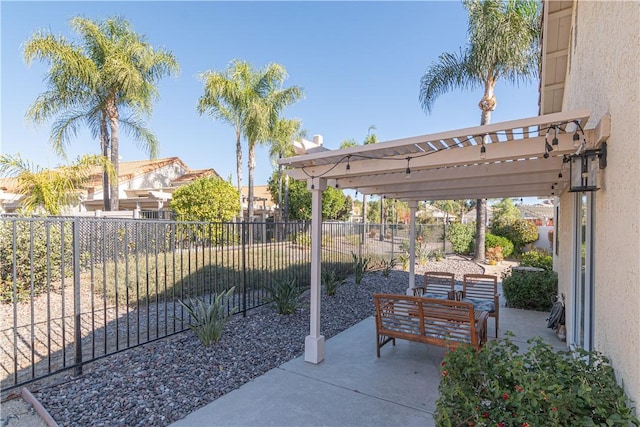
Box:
left=241, top=221, right=247, bottom=317
left=73, top=218, right=83, bottom=376
left=442, top=220, right=447, bottom=252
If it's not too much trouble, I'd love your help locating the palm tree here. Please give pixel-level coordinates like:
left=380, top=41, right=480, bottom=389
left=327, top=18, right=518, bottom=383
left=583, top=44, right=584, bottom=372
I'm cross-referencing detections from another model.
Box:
left=198, top=61, right=303, bottom=221
left=198, top=60, right=250, bottom=219
left=244, top=64, right=303, bottom=223
left=267, top=118, right=305, bottom=223
left=24, top=16, right=179, bottom=211
left=419, top=0, right=540, bottom=261
left=0, top=154, right=114, bottom=215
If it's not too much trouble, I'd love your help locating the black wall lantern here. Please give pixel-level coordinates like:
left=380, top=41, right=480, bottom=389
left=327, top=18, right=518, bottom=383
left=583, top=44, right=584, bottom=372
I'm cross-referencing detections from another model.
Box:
left=569, top=142, right=607, bottom=192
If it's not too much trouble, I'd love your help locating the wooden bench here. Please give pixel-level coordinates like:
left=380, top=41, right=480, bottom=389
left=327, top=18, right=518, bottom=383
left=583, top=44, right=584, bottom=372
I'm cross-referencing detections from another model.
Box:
left=373, top=293, right=488, bottom=357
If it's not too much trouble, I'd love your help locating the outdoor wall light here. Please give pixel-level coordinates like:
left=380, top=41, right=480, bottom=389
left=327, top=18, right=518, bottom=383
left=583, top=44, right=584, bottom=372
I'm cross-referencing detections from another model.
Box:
left=405, top=157, right=411, bottom=179
left=569, top=142, right=607, bottom=192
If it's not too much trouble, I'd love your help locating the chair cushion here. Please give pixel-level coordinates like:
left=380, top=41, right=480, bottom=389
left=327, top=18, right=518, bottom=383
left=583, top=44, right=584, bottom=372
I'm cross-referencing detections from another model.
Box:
left=463, top=297, right=495, bottom=313
left=424, top=293, right=449, bottom=300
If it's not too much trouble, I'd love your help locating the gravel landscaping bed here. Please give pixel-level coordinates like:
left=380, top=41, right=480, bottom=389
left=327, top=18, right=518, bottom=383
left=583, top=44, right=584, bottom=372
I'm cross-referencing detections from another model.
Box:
left=28, top=257, right=483, bottom=426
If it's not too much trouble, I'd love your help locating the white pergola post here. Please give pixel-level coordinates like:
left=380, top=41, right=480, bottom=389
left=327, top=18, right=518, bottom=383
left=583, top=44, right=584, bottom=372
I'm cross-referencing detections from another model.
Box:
left=306, top=177, right=326, bottom=364
left=407, top=200, right=418, bottom=294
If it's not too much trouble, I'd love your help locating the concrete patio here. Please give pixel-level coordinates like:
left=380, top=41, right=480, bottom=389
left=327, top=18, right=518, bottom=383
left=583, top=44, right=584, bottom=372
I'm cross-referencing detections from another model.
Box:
left=171, top=307, right=565, bottom=427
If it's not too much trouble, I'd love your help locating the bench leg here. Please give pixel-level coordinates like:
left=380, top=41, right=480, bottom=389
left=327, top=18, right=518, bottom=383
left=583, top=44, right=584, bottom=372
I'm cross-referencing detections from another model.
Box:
left=377, top=335, right=395, bottom=357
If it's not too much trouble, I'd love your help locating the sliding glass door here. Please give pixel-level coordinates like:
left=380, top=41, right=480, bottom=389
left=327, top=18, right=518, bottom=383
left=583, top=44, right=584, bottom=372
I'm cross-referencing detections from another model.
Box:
left=572, top=192, right=595, bottom=350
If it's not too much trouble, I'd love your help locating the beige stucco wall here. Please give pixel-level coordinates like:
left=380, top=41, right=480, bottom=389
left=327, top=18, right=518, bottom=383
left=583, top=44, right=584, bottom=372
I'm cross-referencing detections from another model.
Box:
left=558, top=0, right=640, bottom=406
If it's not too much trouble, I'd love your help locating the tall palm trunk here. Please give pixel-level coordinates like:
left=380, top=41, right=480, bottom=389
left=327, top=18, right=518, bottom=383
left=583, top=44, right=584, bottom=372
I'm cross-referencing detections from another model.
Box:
left=474, top=81, right=496, bottom=261
left=284, top=174, right=290, bottom=223
left=106, top=97, right=119, bottom=211
left=100, top=113, right=110, bottom=211
left=248, top=142, right=256, bottom=234
left=277, top=162, right=283, bottom=221
left=236, top=130, right=243, bottom=220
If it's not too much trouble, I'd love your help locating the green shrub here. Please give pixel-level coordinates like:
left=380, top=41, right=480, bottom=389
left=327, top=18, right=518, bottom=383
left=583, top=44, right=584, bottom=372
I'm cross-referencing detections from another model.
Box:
left=263, top=278, right=304, bottom=314
left=493, top=218, right=538, bottom=253
left=485, top=233, right=514, bottom=258
left=502, top=270, right=558, bottom=311
left=447, top=222, right=475, bottom=255
left=436, top=335, right=640, bottom=427
left=178, top=288, right=236, bottom=346
left=0, top=219, right=73, bottom=303
left=321, top=268, right=343, bottom=296
left=520, top=248, right=553, bottom=270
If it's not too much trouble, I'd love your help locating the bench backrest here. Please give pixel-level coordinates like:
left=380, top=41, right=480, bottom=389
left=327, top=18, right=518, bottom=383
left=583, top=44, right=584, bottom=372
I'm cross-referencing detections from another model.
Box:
left=374, top=293, right=478, bottom=349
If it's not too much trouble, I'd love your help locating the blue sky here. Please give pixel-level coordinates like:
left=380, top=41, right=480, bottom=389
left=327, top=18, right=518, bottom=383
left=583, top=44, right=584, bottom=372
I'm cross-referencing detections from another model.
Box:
left=1, top=1, right=539, bottom=189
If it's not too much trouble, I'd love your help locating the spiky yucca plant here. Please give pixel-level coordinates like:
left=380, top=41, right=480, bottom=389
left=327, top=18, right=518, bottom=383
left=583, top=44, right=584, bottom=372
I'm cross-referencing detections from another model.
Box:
left=321, top=268, right=344, bottom=296
left=179, top=287, right=236, bottom=346
left=263, top=278, right=304, bottom=314
left=351, top=252, right=371, bottom=284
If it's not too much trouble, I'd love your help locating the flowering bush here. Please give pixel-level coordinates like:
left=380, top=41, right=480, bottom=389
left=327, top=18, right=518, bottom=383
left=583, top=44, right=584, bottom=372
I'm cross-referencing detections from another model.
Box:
left=436, top=334, right=639, bottom=426
left=485, top=246, right=504, bottom=264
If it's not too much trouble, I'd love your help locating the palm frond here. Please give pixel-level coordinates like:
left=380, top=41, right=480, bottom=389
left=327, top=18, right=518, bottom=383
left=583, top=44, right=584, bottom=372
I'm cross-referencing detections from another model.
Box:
left=118, top=115, right=159, bottom=158
left=419, top=50, right=482, bottom=114
left=420, top=0, right=540, bottom=114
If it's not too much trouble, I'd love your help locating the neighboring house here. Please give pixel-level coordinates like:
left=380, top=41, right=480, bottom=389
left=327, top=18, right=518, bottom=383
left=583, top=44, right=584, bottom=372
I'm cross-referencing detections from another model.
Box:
left=541, top=0, right=639, bottom=405
left=518, top=203, right=554, bottom=226
left=419, top=203, right=456, bottom=223
left=1, top=157, right=219, bottom=217
left=240, top=185, right=277, bottom=221
left=461, top=205, right=494, bottom=226
left=0, top=178, right=22, bottom=214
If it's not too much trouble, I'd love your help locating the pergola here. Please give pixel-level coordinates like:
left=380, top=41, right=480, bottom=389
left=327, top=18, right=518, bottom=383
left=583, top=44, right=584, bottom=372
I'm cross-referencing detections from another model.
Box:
left=279, top=109, right=610, bottom=364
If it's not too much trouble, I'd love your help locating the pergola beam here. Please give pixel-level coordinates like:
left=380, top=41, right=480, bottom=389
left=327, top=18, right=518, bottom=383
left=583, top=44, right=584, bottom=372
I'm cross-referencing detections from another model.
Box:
left=287, top=131, right=584, bottom=181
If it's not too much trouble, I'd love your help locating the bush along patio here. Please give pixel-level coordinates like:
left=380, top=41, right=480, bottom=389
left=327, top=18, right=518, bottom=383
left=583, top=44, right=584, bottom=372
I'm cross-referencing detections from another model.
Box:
left=436, top=334, right=640, bottom=426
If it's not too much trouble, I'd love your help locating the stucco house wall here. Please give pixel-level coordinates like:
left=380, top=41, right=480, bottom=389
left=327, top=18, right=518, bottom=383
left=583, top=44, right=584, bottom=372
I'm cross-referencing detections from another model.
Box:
left=125, top=163, right=187, bottom=195
left=557, top=0, right=640, bottom=404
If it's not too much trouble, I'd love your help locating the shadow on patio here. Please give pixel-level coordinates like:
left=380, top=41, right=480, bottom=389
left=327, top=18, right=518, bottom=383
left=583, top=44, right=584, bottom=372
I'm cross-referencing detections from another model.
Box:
left=171, top=307, right=565, bottom=427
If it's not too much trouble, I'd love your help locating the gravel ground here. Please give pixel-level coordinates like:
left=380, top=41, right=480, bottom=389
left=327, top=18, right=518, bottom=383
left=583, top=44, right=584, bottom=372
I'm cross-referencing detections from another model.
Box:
left=13, top=257, right=484, bottom=427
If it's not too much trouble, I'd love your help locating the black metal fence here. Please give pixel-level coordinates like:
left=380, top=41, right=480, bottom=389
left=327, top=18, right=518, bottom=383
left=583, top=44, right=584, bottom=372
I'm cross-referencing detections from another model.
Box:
left=0, top=216, right=447, bottom=393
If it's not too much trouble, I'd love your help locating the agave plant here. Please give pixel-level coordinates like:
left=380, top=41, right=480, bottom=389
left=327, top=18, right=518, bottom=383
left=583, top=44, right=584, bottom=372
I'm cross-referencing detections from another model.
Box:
left=321, top=268, right=344, bottom=296
left=263, top=278, right=304, bottom=314
left=351, top=252, right=371, bottom=285
left=381, top=258, right=397, bottom=278
left=178, top=287, right=236, bottom=346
